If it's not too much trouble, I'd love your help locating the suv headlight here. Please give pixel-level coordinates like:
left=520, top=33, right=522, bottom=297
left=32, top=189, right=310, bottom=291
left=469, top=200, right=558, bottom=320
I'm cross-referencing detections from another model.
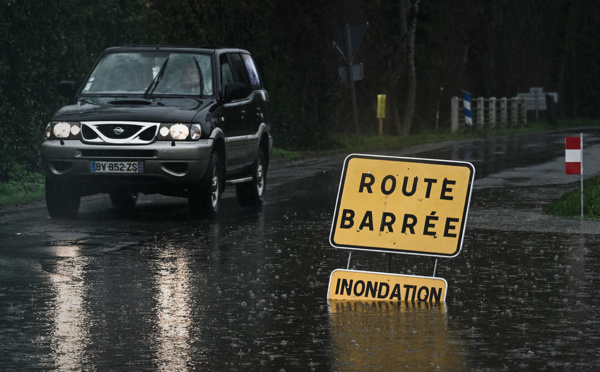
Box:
left=158, top=123, right=202, bottom=141
left=46, top=121, right=81, bottom=140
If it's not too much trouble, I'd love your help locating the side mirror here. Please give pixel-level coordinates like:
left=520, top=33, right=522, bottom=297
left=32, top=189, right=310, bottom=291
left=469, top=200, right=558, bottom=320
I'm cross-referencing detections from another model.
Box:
left=223, top=82, right=247, bottom=102
left=58, top=80, right=76, bottom=102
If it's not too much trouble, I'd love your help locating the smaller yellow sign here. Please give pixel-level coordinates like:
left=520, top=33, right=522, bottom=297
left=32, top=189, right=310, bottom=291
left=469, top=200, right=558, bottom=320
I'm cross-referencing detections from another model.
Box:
left=328, top=269, right=447, bottom=302
left=377, top=94, right=386, bottom=119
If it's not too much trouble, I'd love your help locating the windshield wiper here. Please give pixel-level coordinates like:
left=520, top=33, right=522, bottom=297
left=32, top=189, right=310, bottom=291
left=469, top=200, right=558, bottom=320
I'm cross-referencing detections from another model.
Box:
left=143, top=57, right=170, bottom=98
left=108, top=97, right=154, bottom=105
left=192, top=56, right=204, bottom=96
left=78, top=97, right=95, bottom=105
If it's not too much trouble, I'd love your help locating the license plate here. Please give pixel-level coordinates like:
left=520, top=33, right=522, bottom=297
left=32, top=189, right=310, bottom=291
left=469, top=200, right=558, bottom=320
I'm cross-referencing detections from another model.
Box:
left=91, top=161, right=143, bottom=173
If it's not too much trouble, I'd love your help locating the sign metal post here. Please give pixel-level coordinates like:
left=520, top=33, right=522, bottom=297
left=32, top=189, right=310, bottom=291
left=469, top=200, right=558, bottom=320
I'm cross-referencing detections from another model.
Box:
left=565, top=134, right=584, bottom=219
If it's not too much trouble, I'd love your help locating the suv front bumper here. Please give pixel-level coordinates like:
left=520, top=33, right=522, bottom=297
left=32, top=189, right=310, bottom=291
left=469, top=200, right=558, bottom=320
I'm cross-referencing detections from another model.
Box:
left=41, top=139, right=214, bottom=195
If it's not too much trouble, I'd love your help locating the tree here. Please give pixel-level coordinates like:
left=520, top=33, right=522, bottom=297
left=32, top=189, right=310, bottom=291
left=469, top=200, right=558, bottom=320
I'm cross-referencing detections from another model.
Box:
left=398, top=0, right=420, bottom=135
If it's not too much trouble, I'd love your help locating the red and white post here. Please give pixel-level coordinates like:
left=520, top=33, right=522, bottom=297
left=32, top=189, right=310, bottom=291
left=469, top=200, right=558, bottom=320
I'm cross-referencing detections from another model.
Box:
left=565, top=133, right=583, bottom=219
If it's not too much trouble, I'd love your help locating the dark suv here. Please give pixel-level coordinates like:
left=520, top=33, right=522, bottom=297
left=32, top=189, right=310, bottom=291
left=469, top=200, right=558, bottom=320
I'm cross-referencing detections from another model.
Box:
left=41, top=46, right=271, bottom=218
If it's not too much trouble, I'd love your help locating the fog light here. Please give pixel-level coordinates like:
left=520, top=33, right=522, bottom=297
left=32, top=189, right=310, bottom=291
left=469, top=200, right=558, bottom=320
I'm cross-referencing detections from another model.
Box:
left=159, top=126, right=170, bottom=137
left=70, top=125, right=80, bottom=136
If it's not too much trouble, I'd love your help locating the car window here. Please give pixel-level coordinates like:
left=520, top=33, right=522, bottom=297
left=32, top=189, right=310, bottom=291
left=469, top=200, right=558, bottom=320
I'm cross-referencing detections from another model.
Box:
left=152, top=54, right=213, bottom=96
left=220, top=54, right=234, bottom=87
left=82, top=52, right=213, bottom=96
left=228, top=53, right=251, bottom=93
left=83, top=53, right=156, bottom=94
left=241, top=54, right=262, bottom=91
left=220, top=53, right=252, bottom=99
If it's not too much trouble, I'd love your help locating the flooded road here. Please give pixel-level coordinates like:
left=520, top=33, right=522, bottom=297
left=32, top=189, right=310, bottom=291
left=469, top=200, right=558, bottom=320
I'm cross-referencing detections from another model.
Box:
left=1, top=128, right=600, bottom=370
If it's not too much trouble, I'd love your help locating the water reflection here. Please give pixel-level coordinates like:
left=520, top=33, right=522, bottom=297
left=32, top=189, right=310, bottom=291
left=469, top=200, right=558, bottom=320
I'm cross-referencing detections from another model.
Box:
left=328, top=301, right=467, bottom=370
left=48, top=245, right=90, bottom=370
left=152, top=242, right=196, bottom=371
left=416, top=132, right=566, bottom=180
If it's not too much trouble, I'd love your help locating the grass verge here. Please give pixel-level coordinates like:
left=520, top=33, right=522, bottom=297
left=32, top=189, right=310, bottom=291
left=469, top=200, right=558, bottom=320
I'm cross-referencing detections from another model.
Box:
left=0, top=171, right=45, bottom=207
left=544, top=175, right=600, bottom=220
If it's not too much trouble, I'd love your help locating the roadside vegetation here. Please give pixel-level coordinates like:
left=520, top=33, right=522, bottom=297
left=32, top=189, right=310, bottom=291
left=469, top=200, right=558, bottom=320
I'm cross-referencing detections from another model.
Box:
left=544, top=176, right=600, bottom=220
left=0, top=166, right=45, bottom=206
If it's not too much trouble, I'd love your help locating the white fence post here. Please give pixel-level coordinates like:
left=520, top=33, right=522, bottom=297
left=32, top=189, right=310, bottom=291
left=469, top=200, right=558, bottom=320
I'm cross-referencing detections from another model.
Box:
left=520, top=97, right=527, bottom=126
left=451, top=96, right=459, bottom=133
left=475, top=97, right=484, bottom=128
left=488, top=97, right=496, bottom=129
left=510, top=98, right=519, bottom=127
left=499, top=97, right=508, bottom=129
left=450, top=95, right=531, bottom=131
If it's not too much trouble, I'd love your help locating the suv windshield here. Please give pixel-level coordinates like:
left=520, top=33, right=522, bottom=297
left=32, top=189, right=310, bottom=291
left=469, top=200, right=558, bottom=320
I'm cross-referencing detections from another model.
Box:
left=81, top=51, right=213, bottom=97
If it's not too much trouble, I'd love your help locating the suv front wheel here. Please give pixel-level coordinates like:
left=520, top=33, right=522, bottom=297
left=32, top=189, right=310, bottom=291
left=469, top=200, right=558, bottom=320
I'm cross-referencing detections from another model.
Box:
left=45, top=177, right=81, bottom=218
left=189, top=151, right=221, bottom=219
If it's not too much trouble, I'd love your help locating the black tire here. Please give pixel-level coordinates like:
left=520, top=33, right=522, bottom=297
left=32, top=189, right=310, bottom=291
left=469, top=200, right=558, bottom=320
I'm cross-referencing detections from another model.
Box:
left=236, top=148, right=267, bottom=208
left=45, top=177, right=81, bottom=219
left=189, top=151, right=221, bottom=219
left=109, top=190, right=139, bottom=209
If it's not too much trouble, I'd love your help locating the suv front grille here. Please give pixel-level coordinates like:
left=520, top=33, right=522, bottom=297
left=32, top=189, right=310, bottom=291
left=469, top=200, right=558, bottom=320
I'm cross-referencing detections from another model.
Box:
left=80, top=149, right=156, bottom=158
left=81, top=121, right=158, bottom=144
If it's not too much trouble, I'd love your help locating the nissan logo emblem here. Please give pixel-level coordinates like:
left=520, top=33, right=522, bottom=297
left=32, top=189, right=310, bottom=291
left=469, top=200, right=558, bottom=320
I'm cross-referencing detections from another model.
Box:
left=113, top=127, right=125, bottom=135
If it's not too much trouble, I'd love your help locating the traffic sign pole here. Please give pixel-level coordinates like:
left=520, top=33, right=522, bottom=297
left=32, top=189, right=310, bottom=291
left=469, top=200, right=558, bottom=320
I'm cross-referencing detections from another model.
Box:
left=565, top=134, right=584, bottom=219
left=335, top=23, right=368, bottom=135
left=580, top=132, right=584, bottom=219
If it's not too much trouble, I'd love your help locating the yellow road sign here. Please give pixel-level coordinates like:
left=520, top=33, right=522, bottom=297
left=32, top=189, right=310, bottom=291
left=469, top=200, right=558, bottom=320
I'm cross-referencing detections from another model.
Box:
left=330, top=154, right=475, bottom=257
left=327, top=269, right=447, bottom=302
left=377, top=94, right=386, bottom=119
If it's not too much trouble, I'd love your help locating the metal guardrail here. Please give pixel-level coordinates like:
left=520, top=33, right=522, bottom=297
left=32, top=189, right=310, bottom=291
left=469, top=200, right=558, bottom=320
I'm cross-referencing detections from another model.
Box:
left=451, top=96, right=527, bottom=133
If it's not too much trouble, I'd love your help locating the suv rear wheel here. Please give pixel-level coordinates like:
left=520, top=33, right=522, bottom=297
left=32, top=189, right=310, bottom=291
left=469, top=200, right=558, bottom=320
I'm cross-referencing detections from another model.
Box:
left=236, top=148, right=267, bottom=208
left=189, top=151, right=221, bottom=219
left=45, top=177, right=81, bottom=218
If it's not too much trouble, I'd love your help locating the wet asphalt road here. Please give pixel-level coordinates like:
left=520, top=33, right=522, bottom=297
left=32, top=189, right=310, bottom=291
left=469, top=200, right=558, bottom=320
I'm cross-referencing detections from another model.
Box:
left=2, top=128, right=600, bottom=371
